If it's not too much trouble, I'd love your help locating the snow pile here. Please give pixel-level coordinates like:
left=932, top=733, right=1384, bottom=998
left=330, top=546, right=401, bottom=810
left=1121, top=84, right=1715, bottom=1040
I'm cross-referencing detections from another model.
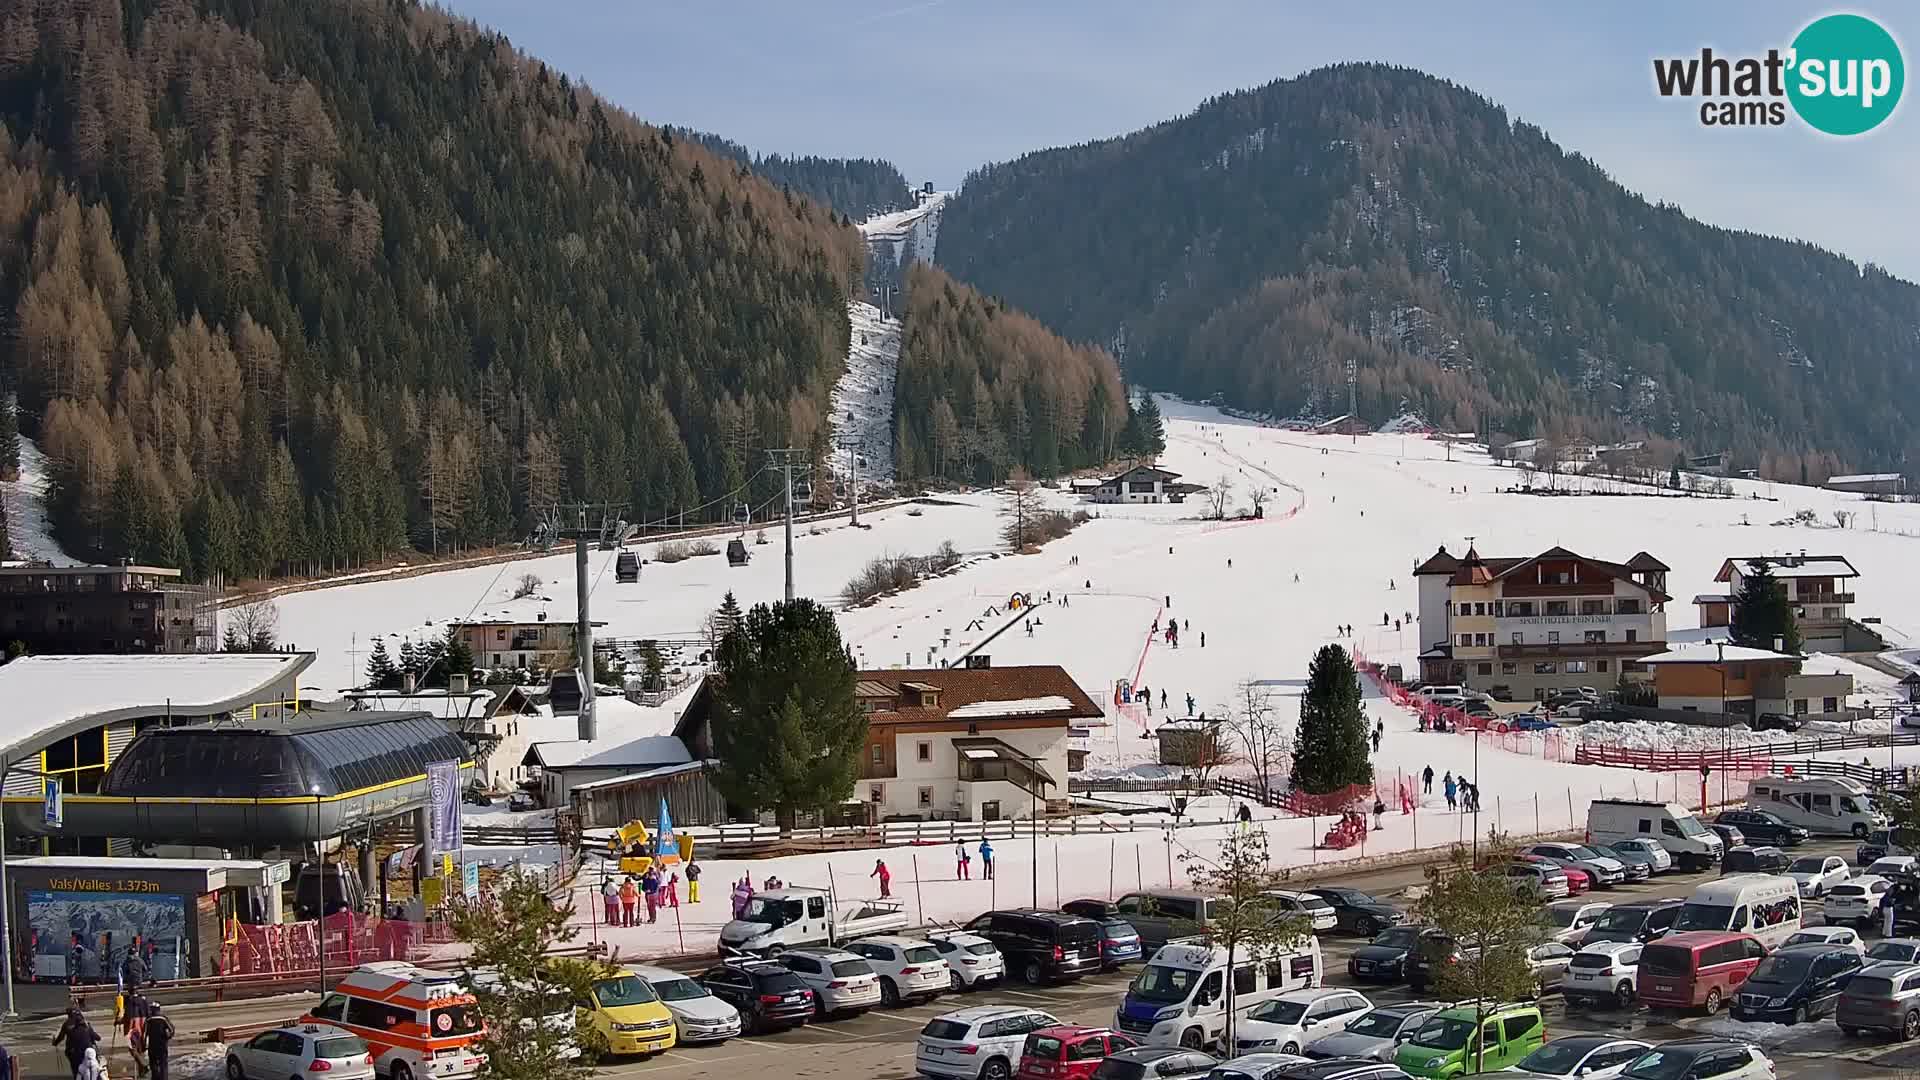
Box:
left=1690, top=1017, right=1836, bottom=1049
left=826, top=301, right=901, bottom=492
left=1, top=434, right=77, bottom=564
left=1376, top=413, right=1433, bottom=435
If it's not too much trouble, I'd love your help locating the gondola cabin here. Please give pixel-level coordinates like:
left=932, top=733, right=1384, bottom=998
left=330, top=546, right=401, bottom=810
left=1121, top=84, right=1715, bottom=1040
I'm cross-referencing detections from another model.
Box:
left=615, top=551, right=640, bottom=583
left=726, top=539, right=750, bottom=567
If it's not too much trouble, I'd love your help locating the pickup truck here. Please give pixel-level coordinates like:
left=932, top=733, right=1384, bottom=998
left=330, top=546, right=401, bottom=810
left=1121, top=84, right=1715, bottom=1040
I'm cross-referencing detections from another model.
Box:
left=718, top=887, right=909, bottom=954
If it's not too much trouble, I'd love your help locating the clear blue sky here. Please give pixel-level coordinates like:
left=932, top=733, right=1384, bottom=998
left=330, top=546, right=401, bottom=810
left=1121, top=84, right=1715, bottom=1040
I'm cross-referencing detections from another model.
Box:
left=439, top=1, right=1917, bottom=281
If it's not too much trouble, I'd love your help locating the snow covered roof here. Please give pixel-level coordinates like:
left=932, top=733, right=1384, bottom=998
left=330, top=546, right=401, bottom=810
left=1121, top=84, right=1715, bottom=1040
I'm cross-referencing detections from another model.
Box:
left=524, top=734, right=692, bottom=770
left=1828, top=473, right=1903, bottom=484
left=347, top=690, right=496, bottom=720
left=1634, top=643, right=1801, bottom=665
left=569, top=761, right=707, bottom=791
left=1717, top=555, right=1860, bottom=581
left=946, top=695, right=1074, bottom=719
left=0, top=652, right=313, bottom=760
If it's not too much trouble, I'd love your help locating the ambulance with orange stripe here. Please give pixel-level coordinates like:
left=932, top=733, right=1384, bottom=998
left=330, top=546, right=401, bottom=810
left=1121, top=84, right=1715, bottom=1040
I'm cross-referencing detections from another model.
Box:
left=303, top=962, right=487, bottom=1080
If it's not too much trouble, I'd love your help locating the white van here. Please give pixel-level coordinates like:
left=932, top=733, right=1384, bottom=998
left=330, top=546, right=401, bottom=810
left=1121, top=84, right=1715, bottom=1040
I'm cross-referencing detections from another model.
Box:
left=1422, top=685, right=1467, bottom=706
left=1747, top=776, right=1886, bottom=838
left=1587, top=799, right=1724, bottom=870
left=1671, top=874, right=1802, bottom=949
left=1113, top=940, right=1323, bottom=1049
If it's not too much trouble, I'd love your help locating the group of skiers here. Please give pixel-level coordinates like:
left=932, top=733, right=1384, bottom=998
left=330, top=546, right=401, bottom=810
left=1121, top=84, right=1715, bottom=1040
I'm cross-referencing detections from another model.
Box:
left=52, top=997, right=175, bottom=1080
left=604, top=862, right=698, bottom=926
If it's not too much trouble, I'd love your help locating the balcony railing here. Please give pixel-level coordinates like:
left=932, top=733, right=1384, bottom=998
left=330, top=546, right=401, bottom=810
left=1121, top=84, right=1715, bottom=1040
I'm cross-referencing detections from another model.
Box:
left=1497, top=640, right=1664, bottom=659
left=959, top=758, right=1048, bottom=795
left=1794, top=592, right=1855, bottom=605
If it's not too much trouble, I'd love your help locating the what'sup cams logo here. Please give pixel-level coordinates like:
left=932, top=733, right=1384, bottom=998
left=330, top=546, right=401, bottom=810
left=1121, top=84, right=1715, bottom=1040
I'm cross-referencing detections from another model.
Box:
left=1654, top=13, right=1904, bottom=135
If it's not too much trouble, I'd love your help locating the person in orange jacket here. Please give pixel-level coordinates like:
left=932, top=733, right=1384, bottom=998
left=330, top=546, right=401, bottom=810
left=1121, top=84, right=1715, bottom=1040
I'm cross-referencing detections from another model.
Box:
left=618, top=876, right=639, bottom=927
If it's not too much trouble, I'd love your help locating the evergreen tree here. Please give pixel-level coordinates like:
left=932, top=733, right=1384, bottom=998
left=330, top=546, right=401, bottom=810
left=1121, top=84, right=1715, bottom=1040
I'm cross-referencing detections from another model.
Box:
left=1670, top=460, right=1683, bottom=488
left=711, top=598, right=866, bottom=828
left=0, top=393, right=18, bottom=482
left=1134, top=393, right=1166, bottom=457
left=1730, top=560, right=1803, bottom=655
left=1291, top=644, right=1372, bottom=794
left=440, top=626, right=475, bottom=685
left=398, top=638, right=420, bottom=684
left=450, top=867, right=604, bottom=1079
left=365, top=638, right=401, bottom=690
left=637, top=640, right=666, bottom=691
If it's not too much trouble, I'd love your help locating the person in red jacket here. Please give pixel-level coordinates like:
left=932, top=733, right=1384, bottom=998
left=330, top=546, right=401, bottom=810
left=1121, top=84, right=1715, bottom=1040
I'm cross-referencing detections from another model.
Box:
left=870, top=858, right=892, bottom=898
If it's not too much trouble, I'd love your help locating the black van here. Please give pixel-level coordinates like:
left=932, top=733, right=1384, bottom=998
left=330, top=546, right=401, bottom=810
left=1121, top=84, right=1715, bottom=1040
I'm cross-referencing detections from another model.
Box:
left=1720, top=845, right=1790, bottom=874
left=1729, top=943, right=1863, bottom=1024
left=964, top=909, right=1103, bottom=984
left=1582, top=898, right=1684, bottom=946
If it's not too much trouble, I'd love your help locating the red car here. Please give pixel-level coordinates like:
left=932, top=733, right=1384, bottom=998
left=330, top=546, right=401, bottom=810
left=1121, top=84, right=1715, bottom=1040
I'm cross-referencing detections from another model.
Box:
left=1016, top=1025, right=1136, bottom=1080
left=1521, top=853, right=1591, bottom=894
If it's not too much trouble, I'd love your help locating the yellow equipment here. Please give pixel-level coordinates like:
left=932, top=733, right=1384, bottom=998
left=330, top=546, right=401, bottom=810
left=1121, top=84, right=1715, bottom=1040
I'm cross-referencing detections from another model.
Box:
left=608, top=820, right=695, bottom=875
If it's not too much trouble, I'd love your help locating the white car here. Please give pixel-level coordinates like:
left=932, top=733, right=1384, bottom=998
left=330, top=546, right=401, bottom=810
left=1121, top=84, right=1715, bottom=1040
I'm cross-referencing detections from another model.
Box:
left=1561, top=941, right=1643, bottom=1009
left=1620, top=1040, right=1775, bottom=1080
left=630, top=964, right=742, bottom=1043
left=927, top=930, right=1006, bottom=990
left=1823, top=876, right=1892, bottom=925
left=1787, top=854, right=1851, bottom=897
left=846, top=935, right=948, bottom=1007
left=1867, top=938, right=1920, bottom=964
left=1614, top=837, right=1674, bottom=874
left=914, top=1005, right=1058, bottom=1080
left=1868, top=856, right=1918, bottom=878
left=1547, top=901, right=1612, bottom=945
left=1234, top=987, right=1371, bottom=1056
left=778, top=947, right=883, bottom=1016
left=1528, top=843, right=1628, bottom=888
left=1783, top=925, right=1866, bottom=954
left=1262, top=890, right=1339, bottom=933
left=1508, top=1034, right=1651, bottom=1079
left=227, top=1025, right=374, bottom=1080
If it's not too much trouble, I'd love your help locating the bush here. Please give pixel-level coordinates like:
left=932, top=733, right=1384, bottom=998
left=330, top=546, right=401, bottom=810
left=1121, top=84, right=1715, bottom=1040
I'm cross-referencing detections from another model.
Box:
left=1030, top=510, right=1090, bottom=545
left=841, top=541, right=966, bottom=606
left=656, top=538, right=719, bottom=563
left=511, top=573, right=542, bottom=599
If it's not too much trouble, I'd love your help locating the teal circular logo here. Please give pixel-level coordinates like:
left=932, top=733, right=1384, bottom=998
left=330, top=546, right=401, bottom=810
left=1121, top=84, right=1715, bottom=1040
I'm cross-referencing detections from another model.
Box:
left=1787, top=14, right=1904, bottom=135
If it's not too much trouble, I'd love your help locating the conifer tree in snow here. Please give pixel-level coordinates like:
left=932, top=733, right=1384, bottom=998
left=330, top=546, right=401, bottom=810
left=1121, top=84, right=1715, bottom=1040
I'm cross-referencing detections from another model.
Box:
left=1730, top=560, right=1803, bottom=656
left=365, top=638, right=401, bottom=689
left=1291, top=644, right=1372, bottom=794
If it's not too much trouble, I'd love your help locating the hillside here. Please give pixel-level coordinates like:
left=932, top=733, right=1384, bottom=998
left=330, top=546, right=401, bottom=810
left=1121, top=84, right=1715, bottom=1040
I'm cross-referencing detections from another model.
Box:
left=0, top=0, right=865, bottom=579
left=937, top=63, right=1920, bottom=479
left=670, top=127, right=911, bottom=221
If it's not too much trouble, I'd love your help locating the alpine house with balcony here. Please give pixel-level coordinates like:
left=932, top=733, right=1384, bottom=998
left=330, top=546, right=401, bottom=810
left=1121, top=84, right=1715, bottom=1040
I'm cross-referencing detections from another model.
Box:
left=1699, top=553, right=1874, bottom=652
left=1414, top=545, right=1669, bottom=699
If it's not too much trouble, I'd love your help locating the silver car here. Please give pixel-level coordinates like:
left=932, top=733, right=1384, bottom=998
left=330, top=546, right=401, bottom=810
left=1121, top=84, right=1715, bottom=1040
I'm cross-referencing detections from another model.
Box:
left=227, top=1025, right=374, bottom=1080
left=1300, top=1002, right=1445, bottom=1061
left=779, top=948, right=883, bottom=1016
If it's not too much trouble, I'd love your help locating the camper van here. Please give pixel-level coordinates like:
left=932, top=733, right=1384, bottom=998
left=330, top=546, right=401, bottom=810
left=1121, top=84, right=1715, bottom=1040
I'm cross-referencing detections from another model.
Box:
left=1747, top=776, right=1886, bottom=838
left=1587, top=800, right=1724, bottom=870
left=1112, top=940, right=1323, bottom=1049
left=1671, top=874, right=1803, bottom=949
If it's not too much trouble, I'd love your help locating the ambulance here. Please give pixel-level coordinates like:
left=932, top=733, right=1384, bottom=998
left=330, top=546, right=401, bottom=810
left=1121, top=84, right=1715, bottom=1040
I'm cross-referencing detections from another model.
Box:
left=304, top=962, right=487, bottom=1080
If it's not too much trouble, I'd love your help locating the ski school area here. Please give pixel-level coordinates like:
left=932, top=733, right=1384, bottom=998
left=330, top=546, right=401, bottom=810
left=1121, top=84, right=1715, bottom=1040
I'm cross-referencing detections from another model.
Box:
left=266, top=394, right=1917, bottom=963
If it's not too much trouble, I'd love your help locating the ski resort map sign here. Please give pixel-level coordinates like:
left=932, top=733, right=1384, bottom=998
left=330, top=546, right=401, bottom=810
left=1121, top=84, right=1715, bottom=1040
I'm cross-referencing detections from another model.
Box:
left=426, top=759, right=462, bottom=857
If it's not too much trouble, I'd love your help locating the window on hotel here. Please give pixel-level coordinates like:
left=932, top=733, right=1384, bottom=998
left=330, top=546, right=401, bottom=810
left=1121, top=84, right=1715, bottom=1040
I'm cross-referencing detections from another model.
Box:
left=1546, top=601, right=1571, bottom=616
left=1511, top=632, right=1524, bottom=645
left=916, top=742, right=931, bottom=762
left=1823, top=607, right=1840, bottom=619
left=1617, top=599, right=1641, bottom=615
left=870, top=745, right=884, bottom=765
left=1566, top=661, right=1588, bottom=674
left=1477, top=663, right=1492, bottom=676
left=1534, top=662, right=1558, bottom=674
left=1548, top=631, right=1561, bottom=644
left=1596, top=660, right=1610, bottom=673
left=1502, top=662, right=1518, bottom=675
left=1625, top=629, right=1638, bottom=643
left=1794, top=699, right=1809, bottom=715
left=1825, top=697, right=1839, bottom=712
left=1585, top=630, right=1606, bottom=644
left=1474, top=603, right=1487, bottom=616
left=1508, top=602, right=1535, bottom=617
left=1580, top=600, right=1606, bottom=615
left=1459, top=634, right=1472, bottom=647
left=1475, top=634, right=1489, bottom=647
left=918, top=787, right=933, bottom=807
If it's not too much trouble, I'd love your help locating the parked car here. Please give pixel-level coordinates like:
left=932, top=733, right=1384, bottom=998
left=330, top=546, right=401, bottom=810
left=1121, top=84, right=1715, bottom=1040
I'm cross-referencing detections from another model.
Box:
left=1260, top=891, right=1339, bottom=933
left=1729, top=942, right=1864, bottom=1024
left=1871, top=855, right=1920, bottom=876
left=1207, top=1054, right=1316, bottom=1080
left=1858, top=828, right=1920, bottom=866
left=1708, top=823, right=1746, bottom=850
left=226, top=1025, right=374, bottom=1080
left=915, top=1005, right=1059, bottom=1080
left=1507, top=1035, right=1651, bottom=1080
left=1233, top=988, right=1371, bottom=1056
left=1787, top=854, right=1852, bottom=897
left=1346, top=925, right=1437, bottom=984
left=1394, top=1001, right=1545, bottom=1077
left=1582, top=899, right=1685, bottom=947
left=1714, top=809, right=1809, bottom=846
left=1090, top=1047, right=1217, bottom=1080
left=777, top=947, right=882, bottom=1017
left=1299, top=1003, right=1446, bottom=1062
left=1869, top=939, right=1920, bottom=964
left=1527, top=941, right=1578, bottom=994
left=1635, top=931, right=1768, bottom=1014
left=506, top=790, right=537, bottom=812
left=844, top=935, right=949, bottom=1007
left=927, top=930, right=1008, bottom=990
left=1547, top=901, right=1613, bottom=945
left=1618, top=1039, right=1775, bottom=1080
left=1752, top=712, right=1802, bottom=733
left=461, top=788, right=493, bottom=807
left=1609, top=838, right=1674, bottom=874
left=1503, top=861, right=1571, bottom=901
left=1823, top=877, right=1893, bottom=928
left=1404, top=934, right=1467, bottom=994
left=1057, top=902, right=1144, bottom=968
left=1783, top=926, right=1866, bottom=954
left=1836, top=960, right=1920, bottom=1040
left=965, top=910, right=1104, bottom=985
left=1526, top=844, right=1628, bottom=889
left=698, top=959, right=813, bottom=1033
left=1488, top=685, right=1514, bottom=702
left=1304, top=888, right=1406, bottom=938
left=628, top=965, right=741, bottom=1045
left=1562, top=941, right=1644, bottom=1009
left=1460, top=700, right=1497, bottom=718
left=1017, top=1026, right=1136, bottom=1080
left=1719, top=846, right=1790, bottom=875
left=1586, top=844, right=1654, bottom=882
left=1261, top=1061, right=1408, bottom=1080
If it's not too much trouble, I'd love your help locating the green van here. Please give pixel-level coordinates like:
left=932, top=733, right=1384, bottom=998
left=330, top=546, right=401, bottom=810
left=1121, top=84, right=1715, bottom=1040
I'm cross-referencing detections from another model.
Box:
left=1393, top=1002, right=1545, bottom=1078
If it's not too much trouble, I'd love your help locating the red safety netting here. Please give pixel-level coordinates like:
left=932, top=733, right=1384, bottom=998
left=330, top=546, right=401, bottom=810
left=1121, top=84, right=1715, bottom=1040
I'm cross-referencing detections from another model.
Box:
left=222, top=914, right=455, bottom=976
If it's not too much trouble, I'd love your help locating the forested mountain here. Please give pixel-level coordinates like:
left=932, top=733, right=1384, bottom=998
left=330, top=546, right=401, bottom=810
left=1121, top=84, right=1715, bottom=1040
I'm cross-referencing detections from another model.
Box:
left=938, top=63, right=1920, bottom=478
left=0, top=0, right=866, bottom=579
left=893, top=263, right=1125, bottom=486
left=670, top=127, right=911, bottom=221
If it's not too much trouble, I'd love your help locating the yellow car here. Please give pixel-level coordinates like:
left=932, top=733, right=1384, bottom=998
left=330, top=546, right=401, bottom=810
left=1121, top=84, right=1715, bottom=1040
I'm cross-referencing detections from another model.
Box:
left=579, top=968, right=678, bottom=1057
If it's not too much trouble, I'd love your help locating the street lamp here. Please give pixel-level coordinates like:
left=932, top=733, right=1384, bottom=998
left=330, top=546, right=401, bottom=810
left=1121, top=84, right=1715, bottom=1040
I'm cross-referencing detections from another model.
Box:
left=313, top=785, right=328, bottom=995
left=1717, top=641, right=1727, bottom=805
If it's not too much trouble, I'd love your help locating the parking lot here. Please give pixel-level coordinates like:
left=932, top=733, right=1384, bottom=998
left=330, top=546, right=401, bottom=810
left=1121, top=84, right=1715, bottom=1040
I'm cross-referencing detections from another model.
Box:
left=5, top=838, right=1909, bottom=1080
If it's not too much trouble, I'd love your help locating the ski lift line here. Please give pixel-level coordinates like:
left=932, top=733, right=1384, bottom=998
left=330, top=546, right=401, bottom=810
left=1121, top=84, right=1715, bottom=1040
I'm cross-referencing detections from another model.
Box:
left=625, top=465, right=778, bottom=534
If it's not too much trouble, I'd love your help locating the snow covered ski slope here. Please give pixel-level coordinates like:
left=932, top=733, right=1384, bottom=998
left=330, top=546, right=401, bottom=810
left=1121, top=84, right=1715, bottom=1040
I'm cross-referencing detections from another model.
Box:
left=826, top=301, right=900, bottom=492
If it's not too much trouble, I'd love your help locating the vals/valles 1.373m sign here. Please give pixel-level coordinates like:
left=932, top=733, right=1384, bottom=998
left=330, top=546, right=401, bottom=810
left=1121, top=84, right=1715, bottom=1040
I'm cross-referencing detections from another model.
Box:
left=1654, top=13, right=1905, bottom=134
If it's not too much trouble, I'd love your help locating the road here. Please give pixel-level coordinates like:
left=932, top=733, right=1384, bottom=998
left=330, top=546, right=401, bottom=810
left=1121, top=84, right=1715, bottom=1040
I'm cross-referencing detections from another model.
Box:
left=4, top=839, right=1904, bottom=1080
